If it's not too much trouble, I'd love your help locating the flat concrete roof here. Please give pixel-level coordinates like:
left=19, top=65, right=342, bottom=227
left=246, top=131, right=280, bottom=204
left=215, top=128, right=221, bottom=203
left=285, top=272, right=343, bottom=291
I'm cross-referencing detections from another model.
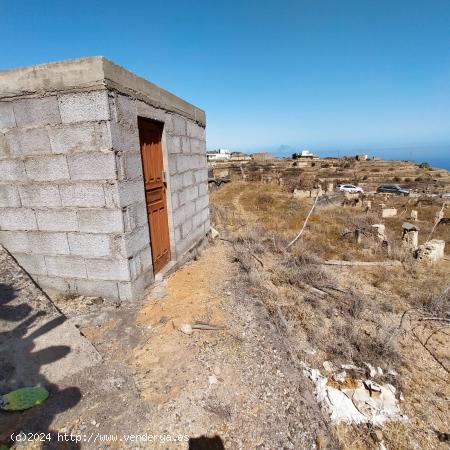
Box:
left=0, top=57, right=205, bottom=125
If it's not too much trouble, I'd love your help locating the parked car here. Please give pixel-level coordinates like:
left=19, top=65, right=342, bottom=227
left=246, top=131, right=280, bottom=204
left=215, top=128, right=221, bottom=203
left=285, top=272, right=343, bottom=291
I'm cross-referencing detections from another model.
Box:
left=338, top=184, right=364, bottom=193
left=376, top=184, right=410, bottom=196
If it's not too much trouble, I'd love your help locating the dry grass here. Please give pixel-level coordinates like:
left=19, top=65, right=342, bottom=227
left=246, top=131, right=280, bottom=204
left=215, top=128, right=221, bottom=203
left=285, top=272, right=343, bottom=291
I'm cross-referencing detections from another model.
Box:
left=210, top=180, right=450, bottom=450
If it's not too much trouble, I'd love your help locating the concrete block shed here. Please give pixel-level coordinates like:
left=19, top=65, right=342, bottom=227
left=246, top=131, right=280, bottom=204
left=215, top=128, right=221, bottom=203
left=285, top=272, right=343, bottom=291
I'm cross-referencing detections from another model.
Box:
left=0, top=57, right=209, bottom=301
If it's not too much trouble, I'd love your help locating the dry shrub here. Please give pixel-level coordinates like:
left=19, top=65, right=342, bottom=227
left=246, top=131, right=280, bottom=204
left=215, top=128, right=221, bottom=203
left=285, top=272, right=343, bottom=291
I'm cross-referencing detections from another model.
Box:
left=328, top=322, right=400, bottom=368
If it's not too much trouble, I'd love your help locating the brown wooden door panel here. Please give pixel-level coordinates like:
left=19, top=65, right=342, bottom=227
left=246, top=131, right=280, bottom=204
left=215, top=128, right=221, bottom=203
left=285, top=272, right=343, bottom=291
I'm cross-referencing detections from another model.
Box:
left=138, top=118, right=170, bottom=274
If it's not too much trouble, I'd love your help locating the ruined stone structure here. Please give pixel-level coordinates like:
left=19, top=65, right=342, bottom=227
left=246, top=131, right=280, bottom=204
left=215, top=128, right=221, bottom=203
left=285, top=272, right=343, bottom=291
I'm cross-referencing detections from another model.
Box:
left=0, top=57, right=209, bottom=301
left=402, top=222, right=419, bottom=252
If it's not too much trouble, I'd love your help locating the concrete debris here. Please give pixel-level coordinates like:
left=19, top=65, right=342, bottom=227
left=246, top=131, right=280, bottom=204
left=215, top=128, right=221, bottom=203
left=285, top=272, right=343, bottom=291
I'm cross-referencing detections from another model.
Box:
left=416, top=239, right=445, bottom=262
left=382, top=208, right=397, bottom=218
left=304, top=366, right=406, bottom=425
left=410, top=210, right=418, bottom=221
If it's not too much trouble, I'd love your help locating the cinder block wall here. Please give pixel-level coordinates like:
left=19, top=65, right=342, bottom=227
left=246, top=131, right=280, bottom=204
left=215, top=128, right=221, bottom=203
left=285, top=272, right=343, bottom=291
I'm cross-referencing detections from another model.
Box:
left=0, top=57, right=209, bottom=301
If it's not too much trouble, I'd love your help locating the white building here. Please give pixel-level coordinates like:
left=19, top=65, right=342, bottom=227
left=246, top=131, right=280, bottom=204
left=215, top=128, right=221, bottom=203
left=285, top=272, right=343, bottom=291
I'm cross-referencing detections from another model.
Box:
left=207, top=148, right=232, bottom=161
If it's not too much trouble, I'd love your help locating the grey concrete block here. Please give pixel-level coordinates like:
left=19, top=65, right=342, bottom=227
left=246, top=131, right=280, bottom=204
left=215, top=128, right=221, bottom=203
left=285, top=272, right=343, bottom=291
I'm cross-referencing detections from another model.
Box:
left=118, top=271, right=151, bottom=301
left=168, top=114, right=186, bottom=136
left=186, top=121, right=205, bottom=140
left=67, top=151, right=116, bottom=180
left=193, top=208, right=209, bottom=229
left=116, top=180, right=145, bottom=207
left=37, top=276, right=74, bottom=295
left=182, top=217, right=193, bottom=238
left=15, top=253, right=47, bottom=276
left=134, top=201, right=148, bottom=228
left=181, top=136, right=191, bottom=153
left=75, top=279, right=119, bottom=300
left=0, top=208, right=37, bottom=230
left=103, top=182, right=119, bottom=208
left=6, top=127, right=50, bottom=157
left=110, top=122, right=140, bottom=152
left=58, top=90, right=110, bottom=123
left=0, top=159, right=26, bottom=181
left=29, top=232, right=70, bottom=255
left=170, top=173, right=183, bottom=192
left=36, top=210, right=78, bottom=232
left=25, top=155, right=69, bottom=181
left=176, top=155, right=191, bottom=173
left=78, top=209, right=124, bottom=233
left=168, top=155, right=178, bottom=176
left=194, top=169, right=208, bottom=184
left=173, top=204, right=186, bottom=227
left=171, top=192, right=179, bottom=210
left=46, top=255, right=87, bottom=278
left=165, top=135, right=182, bottom=154
left=86, top=258, right=131, bottom=281
left=0, top=185, right=21, bottom=207
left=68, top=233, right=111, bottom=257
left=13, top=96, right=61, bottom=127
left=19, top=185, right=61, bottom=208
left=0, top=102, right=16, bottom=131
left=182, top=171, right=194, bottom=187
left=195, top=194, right=208, bottom=212
left=120, top=226, right=150, bottom=257
left=179, top=185, right=198, bottom=205
left=190, top=138, right=205, bottom=155
left=0, top=230, right=30, bottom=253
left=198, top=181, right=208, bottom=196
left=59, top=183, right=106, bottom=208
left=49, top=121, right=111, bottom=154
left=116, top=151, right=143, bottom=180
left=112, top=94, right=137, bottom=129
left=138, top=246, right=152, bottom=273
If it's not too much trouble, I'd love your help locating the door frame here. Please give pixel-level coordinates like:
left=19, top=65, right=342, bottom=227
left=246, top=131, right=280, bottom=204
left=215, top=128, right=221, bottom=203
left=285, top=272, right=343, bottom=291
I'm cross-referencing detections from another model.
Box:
left=137, top=116, right=177, bottom=274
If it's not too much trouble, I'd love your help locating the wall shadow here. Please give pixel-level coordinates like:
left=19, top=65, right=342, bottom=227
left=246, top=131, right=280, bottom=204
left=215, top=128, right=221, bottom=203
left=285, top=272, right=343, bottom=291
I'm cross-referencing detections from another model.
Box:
left=0, top=282, right=82, bottom=449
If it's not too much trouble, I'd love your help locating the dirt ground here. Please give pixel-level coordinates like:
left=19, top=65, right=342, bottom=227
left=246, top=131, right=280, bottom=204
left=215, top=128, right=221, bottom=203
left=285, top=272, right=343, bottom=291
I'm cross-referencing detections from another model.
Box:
left=1, top=239, right=332, bottom=449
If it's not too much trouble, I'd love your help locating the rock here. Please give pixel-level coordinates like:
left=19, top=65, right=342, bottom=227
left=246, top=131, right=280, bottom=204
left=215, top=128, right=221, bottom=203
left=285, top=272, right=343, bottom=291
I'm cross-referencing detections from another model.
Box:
left=372, top=224, right=386, bottom=241
left=332, top=371, right=347, bottom=383
left=370, top=429, right=384, bottom=443
left=382, top=208, right=397, bottom=218
left=410, top=210, right=418, bottom=221
left=293, top=189, right=311, bottom=199
left=86, top=296, right=103, bottom=305
left=176, top=323, right=193, bottom=335
left=364, top=362, right=377, bottom=378
left=322, top=361, right=335, bottom=373
left=208, top=375, right=218, bottom=385
left=210, top=227, right=219, bottom=240
left=416, top=239, right=445, bottom=262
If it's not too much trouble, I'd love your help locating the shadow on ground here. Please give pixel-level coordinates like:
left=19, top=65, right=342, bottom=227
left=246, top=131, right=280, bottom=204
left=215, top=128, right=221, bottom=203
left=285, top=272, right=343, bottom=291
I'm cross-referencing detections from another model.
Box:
left=0, top=281, right=82, bottom=449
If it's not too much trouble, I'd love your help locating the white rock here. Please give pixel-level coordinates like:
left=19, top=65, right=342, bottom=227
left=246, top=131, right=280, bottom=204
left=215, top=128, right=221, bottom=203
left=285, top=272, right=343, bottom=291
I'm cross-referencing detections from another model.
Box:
left=177, top=323, right=193, bottom=335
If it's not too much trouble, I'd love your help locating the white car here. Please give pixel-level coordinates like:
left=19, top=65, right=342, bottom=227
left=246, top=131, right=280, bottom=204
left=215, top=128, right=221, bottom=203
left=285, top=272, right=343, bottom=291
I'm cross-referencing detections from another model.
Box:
left=339, top=184, right=364, bottom=194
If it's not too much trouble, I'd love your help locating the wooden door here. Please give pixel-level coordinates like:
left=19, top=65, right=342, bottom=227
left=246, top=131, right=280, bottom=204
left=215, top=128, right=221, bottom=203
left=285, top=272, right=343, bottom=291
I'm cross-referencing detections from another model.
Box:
left=138, top=118, right=171, bottom=273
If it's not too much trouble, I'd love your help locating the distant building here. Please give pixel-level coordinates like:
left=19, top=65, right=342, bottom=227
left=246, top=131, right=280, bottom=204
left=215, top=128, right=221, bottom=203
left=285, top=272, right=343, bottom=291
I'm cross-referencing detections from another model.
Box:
left=292, top=150, right=318, bottom=160
left=207, top=148, right=231, bottom=161
left=356, top=154, right=369, bottom=161
left=251, top=152, right=275, bottom=161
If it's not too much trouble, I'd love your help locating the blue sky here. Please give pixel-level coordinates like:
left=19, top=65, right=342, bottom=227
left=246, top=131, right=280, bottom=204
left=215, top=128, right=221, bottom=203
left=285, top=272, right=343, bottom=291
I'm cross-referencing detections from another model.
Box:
left=1, top=0, right=450, bottom=158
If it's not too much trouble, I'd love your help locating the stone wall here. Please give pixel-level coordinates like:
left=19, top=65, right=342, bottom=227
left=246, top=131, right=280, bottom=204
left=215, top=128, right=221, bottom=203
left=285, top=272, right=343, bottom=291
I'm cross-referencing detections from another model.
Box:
left=0, top=58, right=208, bottom=301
